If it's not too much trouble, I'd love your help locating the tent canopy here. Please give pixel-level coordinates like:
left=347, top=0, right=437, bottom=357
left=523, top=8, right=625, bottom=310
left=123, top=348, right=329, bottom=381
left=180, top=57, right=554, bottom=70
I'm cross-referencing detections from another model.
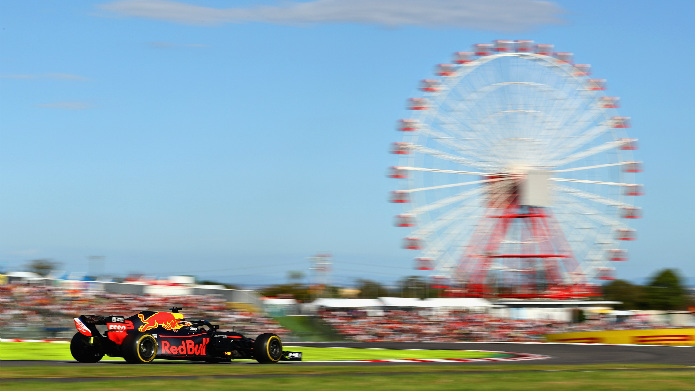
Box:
left=312, top=297, right=493, bottom=309
left=423, top=297, right=494, bottom=308
left=313, top=298, right=383, bottom=308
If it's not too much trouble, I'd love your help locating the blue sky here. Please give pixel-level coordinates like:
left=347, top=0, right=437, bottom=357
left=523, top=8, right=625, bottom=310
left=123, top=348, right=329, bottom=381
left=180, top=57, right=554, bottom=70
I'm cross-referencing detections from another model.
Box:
left=0, top=0, right=693, bottom=287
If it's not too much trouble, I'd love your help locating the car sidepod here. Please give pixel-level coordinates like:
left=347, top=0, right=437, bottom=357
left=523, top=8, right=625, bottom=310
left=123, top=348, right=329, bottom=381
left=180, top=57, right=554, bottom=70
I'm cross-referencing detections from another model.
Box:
left=155, top=332, right=211, bottom=359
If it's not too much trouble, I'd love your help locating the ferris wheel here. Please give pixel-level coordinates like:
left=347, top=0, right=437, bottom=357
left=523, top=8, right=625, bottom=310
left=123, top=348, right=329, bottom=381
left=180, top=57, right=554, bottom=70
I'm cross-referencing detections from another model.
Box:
left=389, top=40, right=642, bottom=299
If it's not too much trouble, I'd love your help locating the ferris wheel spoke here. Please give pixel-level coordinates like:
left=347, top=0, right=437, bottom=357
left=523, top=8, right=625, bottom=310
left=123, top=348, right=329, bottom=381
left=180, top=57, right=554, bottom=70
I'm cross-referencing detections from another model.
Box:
left=454, top=218, right=499, bottom=279
left=414, top=122, right=491, bottom=164
left=471, top=110, right=544, bottom=151
left=398, top=166, right=488, bottom=176
left=562, top=103, right=606, bottom=133
left=412, top=196, right=482, bottom=238
left=552, top=138, right=626, bottom=168
left=445, top=81, right=555, bottom=114
left=401, top=178, right=493, bottom=194
left=406, top=187, right=484, bottom=216
left=554, top=192, right=626, bottom=231
left=551, top=115, right=605, bottom=152
left=420, top=219, right=476, bottom=261
left=416, top=210, right=483, bottom=275
left=553, top=161, right=626, bottom=173
left=547, top=120, right=605, bottom=158
left=551, top=177, right=638, bottom=188
left=409, top=144, right=492, bottom=171
left=427, top=114, right=503, bottom=165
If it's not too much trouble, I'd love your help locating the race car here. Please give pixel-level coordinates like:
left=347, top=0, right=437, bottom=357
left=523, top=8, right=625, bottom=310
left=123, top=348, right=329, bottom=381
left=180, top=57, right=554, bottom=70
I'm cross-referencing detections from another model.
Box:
left=70, top=307, right=302, bottom=364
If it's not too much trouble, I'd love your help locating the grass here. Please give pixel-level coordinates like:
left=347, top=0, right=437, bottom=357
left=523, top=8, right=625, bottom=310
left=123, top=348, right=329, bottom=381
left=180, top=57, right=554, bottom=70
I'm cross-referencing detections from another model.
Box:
left=1, top=341, right=693, bottom=390
left=0, top=368, right=693, bottom=391
left=275, top=315, right=343, bottom=342
left=0, top=341, right=507, bottom=361
left=1, top=341, right=75, bottom=361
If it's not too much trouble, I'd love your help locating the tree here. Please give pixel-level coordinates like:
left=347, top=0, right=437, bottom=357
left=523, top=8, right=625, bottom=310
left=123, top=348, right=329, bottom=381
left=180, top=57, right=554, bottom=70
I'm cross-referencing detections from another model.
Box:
left=397, top=276, right=426, bottom=298
left=355, top=279, right=390, bottom=299
left=287, top=271, right=305, bottom=284
left=644, top=269, right=689, bottom=310
left=259, top=283, right=312, bottom=302
left=396, top=276, right=439, bottom=298
left=197, top=280, right=240, bottom=290
left=601, top=279, right=647, bottom=310
left=25, top=259, right=59, bottom=277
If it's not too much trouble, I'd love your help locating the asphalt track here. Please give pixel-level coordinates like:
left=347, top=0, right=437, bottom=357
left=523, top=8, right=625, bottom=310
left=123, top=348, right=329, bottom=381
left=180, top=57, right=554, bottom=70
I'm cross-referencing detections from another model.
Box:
left=293, top=342, right=695, bottom=366
left=2, top=342, right=694, bottom=367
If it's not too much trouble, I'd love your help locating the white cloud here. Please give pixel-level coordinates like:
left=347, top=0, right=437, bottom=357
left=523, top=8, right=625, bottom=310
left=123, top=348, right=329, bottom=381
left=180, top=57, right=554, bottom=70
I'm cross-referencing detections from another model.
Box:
left=99, top=0, right=565, bottom=32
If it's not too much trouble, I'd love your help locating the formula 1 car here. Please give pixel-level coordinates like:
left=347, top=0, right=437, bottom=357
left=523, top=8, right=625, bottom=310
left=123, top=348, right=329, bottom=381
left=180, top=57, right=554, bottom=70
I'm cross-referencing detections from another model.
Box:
left=70, top=307, right=302, bottom=364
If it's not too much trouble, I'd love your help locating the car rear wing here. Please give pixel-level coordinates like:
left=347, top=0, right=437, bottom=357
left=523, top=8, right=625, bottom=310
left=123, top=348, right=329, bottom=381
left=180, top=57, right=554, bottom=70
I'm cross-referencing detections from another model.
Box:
left=77, top=315, right=126, bottom=324
left=74, top=314, right=126, bottom=337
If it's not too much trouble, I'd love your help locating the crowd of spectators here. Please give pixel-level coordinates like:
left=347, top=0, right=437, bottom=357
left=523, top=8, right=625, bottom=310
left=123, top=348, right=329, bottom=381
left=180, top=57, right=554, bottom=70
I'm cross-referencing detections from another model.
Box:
left=0, top=284, right=290, bottom=340
left=0, top=283, right=684, bottom=343
left=318, top=308, right=675, bottom=343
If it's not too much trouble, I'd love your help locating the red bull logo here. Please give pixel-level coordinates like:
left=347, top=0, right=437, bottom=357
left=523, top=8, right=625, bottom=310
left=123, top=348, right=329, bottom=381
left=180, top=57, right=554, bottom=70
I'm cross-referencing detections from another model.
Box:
left=138, top=312, right=182, bottom=332
left=161, top=338, right=209, bottom=355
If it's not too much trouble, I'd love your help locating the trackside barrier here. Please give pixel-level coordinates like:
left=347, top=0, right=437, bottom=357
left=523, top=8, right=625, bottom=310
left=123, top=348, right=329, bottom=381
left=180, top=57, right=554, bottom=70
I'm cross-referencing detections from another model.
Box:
left=545, top=328, right=695, bottom=346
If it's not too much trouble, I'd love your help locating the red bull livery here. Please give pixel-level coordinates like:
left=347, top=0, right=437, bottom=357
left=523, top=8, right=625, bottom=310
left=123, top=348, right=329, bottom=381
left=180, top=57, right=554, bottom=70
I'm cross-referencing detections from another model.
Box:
left=70, top=307, right=301, bottom=364
left=138, top=312, right=183, bottom=332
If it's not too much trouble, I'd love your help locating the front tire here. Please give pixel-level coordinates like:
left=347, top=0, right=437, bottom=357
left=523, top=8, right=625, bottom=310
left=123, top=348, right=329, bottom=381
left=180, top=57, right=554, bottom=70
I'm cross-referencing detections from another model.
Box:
left=121, top=332, right=158, bottom=364
left=70, top=332, right=104, bottom=363
left=253, top=333, right=283, bottom=364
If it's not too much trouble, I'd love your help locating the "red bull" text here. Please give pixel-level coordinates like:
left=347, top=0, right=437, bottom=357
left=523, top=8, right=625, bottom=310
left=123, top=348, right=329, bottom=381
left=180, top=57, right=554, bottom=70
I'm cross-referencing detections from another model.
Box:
left=161, top=338, right=209, bottom=355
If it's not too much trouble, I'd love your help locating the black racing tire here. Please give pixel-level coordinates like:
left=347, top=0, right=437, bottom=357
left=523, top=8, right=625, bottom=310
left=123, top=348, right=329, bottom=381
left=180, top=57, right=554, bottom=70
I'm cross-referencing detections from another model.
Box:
left=70, top=332, right=105, bottom=363
left=121, top=332, right=158, bottom=364
left=253, top=333, right=283, bottom=364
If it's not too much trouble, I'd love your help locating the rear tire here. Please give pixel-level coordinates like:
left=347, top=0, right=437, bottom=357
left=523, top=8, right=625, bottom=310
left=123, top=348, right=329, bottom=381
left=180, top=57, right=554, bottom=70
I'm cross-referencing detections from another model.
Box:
left=253, top=333, right=283, bottom=364
left=121, top=332, right=158, bottom=364
left=70, top=332, right=104, bottom=363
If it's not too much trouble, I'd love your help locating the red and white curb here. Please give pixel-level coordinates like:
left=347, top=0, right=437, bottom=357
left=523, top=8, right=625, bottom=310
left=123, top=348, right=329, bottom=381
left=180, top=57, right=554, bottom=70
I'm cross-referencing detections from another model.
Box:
left=356, top=352, right=551, bottom=363
left=287, top=347, right=551, bottom=363
left=354, top=352, right=550, bottom=363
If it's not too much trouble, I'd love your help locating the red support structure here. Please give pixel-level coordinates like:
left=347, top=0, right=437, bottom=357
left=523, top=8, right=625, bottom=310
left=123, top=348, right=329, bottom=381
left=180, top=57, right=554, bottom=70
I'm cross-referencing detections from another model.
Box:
left=453, top=199, right=595, bottom=299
